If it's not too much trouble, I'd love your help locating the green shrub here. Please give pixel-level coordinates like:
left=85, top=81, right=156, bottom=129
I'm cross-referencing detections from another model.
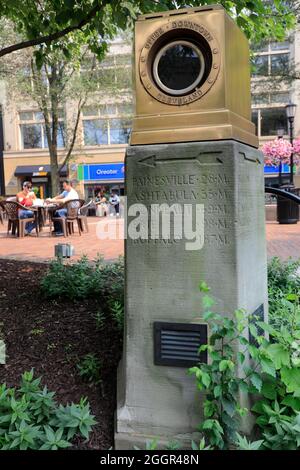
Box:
left=40, top=255, right=124, bottom=301
left=0, top=370, right=96, bottom=450
left=268, top=257, right=300, bottom=331
left=40, top=256, right=94, bottom=299
left=250, top=293, right=300, bottom=450
left=77, top=354, right=102, bottom=385
left=40, top=256, right=124, bottom=330
left=110, top=301, right=124, bottom=331
left=189, top=283, right=300, bottom=450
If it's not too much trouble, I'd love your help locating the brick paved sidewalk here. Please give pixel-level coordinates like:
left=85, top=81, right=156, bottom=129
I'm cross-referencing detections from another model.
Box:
left=0, top=217, right=299, bottom=262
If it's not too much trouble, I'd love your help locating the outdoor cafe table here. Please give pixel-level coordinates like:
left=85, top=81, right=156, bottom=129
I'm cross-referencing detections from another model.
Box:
left=31, top=203, right=59, bottom=232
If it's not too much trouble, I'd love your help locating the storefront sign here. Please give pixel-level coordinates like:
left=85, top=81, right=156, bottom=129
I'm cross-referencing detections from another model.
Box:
left=78, top=163, right=125, bottom=181
left=32, top=171, right=48, bottom=176
left=264, top=164, right=290, bottom=174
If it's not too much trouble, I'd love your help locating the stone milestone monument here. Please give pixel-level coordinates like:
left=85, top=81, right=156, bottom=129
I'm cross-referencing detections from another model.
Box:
left=115, top=5, right=268, bottom=448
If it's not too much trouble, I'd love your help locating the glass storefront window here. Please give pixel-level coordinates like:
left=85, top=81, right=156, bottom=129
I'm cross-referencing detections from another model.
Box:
left=83, top=119, right=108, bottom=145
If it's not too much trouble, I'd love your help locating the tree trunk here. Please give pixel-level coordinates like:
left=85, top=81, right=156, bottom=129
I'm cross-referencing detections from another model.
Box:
left=50, top=162, right=60, bottom=196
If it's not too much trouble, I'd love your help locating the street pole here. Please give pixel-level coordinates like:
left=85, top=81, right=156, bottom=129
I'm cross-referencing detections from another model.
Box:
left=289, top=116, right=294, bottom=185
left=286, top=102, right=297, bottom=187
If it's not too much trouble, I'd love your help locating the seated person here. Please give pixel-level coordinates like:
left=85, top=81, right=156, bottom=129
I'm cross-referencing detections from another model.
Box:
left=46, top=179, right=79, bottom=236
left=16, top=181, right=36, bottom=235
left=95, top=192, right=108, bottom=217
left=109, top=190, right=120, bottom=217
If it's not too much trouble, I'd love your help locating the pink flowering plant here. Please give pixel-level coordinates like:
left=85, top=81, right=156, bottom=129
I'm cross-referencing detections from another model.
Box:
left=262, top=138, right=300, bottom=167
left=293, top=138, right=300, bottom=156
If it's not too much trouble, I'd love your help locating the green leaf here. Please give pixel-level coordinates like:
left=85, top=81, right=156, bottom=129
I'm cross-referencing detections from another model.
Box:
left=282, top=396, right=300, bottom=412
left=250, top=373, right=263, bottom=392
left=261, top=381, right=277, bottom=400
left=201, top=372, right=211, bottom=388
left=199, top=281, right=210, bottom=292
left=281, top=367, right=300, bottom=394
left=257, top=321, right=277, bottom=337
left=267, top=343, right=290, bottom=369
left=202, top=295, right=215, bottom=309
left=204, top=400, right=215, bottom=418
left=260, top=358, right=276, bottom=378
left=221, top=399, right=236, bottom=418
left=237, top=352, right=245, bottom=364
left=219, top=360, right=234, bottom=372
left=214, top=385, right=222, bottom=398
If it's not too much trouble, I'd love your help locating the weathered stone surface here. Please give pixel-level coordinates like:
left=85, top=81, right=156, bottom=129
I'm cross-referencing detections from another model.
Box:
left=115, top=140, right=268, bottom=449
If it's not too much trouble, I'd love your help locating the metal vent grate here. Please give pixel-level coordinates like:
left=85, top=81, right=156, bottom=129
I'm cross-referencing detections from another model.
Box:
left=154, top=322, right=208, bottom=367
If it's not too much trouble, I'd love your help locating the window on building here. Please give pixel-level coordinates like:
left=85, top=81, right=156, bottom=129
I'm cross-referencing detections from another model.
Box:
left=252, top=41, right=290, bottom=77
left=260, top=108, right=287, bottom=136
left=81, top=53, right=132, bottom=91
left=109, top=119, right=131, bottom=144
left=252, top=92, right=290, bottom=106
left=251, top=107, right=288, bottom=137
left=19, top=111, right=65, bottom=149
left=83, top=119, right=109, bottom=145
left=82, top=103, right=132, bottom=145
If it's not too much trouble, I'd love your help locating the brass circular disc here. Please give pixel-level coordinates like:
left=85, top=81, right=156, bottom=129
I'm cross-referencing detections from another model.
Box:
left=139, top=20, right=221, bottom=106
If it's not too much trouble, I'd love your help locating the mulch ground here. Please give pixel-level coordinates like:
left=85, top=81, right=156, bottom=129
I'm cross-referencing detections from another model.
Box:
left=0, top=259, right=122, bottom=450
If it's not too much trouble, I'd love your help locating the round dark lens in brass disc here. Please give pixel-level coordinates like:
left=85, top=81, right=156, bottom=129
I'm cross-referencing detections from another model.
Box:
left=153, top=40, right=205, bottom=96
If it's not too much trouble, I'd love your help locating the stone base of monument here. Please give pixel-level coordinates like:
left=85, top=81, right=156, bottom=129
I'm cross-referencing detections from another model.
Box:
left=115, top=140, right=268, bottom=450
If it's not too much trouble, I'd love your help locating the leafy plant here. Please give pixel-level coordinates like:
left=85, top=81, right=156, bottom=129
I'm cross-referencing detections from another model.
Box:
left=189, top=282, right=249, bottom=449
left=235, top=434, right=264, bottom=450
left=77, top=354, right=102, bottom=385
left=249, top=293, right=300, bottom=449
left=190, top=281, right=300, bottom=450
left=93, top=311, right=106, bottom=331
left=110, top=301, right=124, bottom=331
left=40, top=255, right=124, bottom=306
left=268, top=257, right=300, bottom=331
left=40, top=256, right=95, bottom=300
left=0, top=370, right=96, bottom=450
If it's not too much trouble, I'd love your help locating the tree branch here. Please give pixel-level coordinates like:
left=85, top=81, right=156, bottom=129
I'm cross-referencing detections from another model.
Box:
left=0, top=4, right=101, bottom=58
left=58, top=96, right=86, bottom=173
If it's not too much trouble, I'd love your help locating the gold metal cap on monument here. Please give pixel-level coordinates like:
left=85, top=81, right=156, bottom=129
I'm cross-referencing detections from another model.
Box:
left=131, top=4, right=258, bottom=148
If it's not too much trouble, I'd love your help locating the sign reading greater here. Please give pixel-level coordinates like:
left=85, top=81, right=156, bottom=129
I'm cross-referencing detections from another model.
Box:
left=78, top=163, right=125, bottom=181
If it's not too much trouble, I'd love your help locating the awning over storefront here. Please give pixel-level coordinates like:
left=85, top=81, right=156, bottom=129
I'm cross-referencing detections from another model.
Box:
left=15, top=165, right=67, bottom=177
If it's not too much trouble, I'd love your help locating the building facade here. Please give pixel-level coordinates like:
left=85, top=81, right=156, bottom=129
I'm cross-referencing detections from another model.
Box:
left=1, top=38, right=132, bottom=198
left=1, top=29, right=300, bottom=198
left=251, top=26, right=300, bottom=186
